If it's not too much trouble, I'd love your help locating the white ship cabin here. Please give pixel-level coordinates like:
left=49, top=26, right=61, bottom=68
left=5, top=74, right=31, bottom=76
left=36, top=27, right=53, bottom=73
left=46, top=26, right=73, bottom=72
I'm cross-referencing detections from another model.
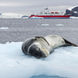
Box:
left=37, top=11, right=65, bottom=15
left=37, top=8, right=65, bottom=15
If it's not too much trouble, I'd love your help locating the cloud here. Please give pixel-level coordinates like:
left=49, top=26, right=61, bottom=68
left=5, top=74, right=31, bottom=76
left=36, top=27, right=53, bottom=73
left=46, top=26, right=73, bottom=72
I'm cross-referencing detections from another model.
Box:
left=0, top=0, right=77, bottom=8
left=0, top=2, right=32, bottom=7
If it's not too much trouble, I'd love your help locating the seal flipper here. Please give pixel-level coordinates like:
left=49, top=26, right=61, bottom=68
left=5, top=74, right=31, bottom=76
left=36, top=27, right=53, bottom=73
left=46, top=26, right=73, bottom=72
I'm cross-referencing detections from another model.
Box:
left=63, top=38, right=78, bottom=47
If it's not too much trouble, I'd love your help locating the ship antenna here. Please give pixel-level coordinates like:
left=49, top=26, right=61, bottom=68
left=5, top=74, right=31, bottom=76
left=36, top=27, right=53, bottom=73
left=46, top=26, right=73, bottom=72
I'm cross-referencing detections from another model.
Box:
left=44, top=8, right=49, bottom=14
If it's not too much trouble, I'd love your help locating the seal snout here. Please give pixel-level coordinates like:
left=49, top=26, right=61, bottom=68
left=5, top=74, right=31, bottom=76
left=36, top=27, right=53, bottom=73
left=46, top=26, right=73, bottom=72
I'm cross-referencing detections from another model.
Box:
left=29, top=45, right=46, bottom=58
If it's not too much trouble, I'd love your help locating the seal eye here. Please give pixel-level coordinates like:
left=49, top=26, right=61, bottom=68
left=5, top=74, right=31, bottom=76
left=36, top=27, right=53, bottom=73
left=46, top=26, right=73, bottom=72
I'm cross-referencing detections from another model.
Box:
left=29, top=45, right=45, bottom=58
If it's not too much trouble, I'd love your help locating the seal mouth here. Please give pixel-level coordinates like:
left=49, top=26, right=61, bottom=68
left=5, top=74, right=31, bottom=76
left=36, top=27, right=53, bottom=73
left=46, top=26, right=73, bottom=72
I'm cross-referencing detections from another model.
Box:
left=28, top=45, right=46, bottom=58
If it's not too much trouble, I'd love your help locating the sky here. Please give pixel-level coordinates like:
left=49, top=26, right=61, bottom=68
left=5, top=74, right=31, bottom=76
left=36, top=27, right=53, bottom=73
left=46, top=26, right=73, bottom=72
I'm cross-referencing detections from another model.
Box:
left=0, top=0, right=78, bottom=14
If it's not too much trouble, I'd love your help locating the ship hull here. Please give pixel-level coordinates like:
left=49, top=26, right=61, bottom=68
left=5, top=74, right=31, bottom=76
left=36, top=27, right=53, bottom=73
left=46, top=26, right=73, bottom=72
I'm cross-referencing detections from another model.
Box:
left=29, top=15, right=70, bottom=19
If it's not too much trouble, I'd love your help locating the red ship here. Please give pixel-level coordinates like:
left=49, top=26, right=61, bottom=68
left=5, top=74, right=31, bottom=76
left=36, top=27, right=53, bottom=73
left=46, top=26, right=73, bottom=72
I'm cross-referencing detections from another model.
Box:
left=29, top=8, right=71, bottom=18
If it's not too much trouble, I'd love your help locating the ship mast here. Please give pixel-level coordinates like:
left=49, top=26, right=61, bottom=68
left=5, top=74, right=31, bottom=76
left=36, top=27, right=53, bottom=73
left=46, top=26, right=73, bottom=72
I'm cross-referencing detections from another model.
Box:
left=44, top=8, right=49, bottom=14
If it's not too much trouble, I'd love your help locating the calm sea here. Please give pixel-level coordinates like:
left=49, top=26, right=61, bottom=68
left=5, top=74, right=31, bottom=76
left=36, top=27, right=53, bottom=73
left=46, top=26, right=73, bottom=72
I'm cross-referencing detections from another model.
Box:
left=0, top=18, right=78, bottom=44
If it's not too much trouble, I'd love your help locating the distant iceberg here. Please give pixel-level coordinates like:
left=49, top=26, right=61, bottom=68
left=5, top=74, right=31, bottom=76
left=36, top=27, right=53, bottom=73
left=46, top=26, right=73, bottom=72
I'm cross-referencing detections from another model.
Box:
left=0, top=13, right=23, bottom=18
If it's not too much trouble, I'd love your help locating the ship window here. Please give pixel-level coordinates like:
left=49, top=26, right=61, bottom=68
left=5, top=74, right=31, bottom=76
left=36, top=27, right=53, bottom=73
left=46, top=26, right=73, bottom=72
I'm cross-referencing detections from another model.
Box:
left=51, top=12, right=54, bottom=14
left=55, top=12, right=59, bottom=14
left=45, top=12, right=48, bottom=14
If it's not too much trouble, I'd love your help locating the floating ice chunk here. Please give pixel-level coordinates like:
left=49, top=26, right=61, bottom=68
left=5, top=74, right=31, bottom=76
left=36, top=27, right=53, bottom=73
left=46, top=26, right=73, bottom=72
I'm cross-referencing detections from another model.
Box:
left=0, top=27, right=9, bottom=30
left=0, top=42, right=78, bottom=78
left=41, top=24, right=49, bottom=26
left=55, top=24, right=64, bottom=27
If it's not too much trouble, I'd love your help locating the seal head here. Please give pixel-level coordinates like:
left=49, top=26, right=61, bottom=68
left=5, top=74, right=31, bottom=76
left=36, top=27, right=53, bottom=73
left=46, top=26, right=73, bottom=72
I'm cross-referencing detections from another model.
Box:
left=28, top=44, right=46, bottom=58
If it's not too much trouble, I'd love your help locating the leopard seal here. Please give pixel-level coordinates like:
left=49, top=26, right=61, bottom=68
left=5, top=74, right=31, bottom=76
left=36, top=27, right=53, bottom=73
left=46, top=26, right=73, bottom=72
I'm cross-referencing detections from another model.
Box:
left=22, top=35, right=78, bottom=58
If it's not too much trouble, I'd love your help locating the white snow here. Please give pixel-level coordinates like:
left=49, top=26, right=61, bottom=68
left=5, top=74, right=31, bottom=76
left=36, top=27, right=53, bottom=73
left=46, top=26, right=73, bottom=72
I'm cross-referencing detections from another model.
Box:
left=68, top=6, right=77, bottom=10
left=0, top=42, right=78, bottom=78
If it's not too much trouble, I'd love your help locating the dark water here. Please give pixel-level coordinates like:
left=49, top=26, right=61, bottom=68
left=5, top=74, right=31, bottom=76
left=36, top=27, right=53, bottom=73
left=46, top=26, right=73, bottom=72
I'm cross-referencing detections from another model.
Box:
left=0, top=18, right=78, bottom=44
left=31, top=75, right=66, bottom=78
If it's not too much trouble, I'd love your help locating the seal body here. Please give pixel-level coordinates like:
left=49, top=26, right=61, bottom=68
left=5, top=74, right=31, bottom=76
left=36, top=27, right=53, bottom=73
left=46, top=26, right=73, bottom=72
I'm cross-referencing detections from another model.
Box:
left=22, top=35, right=77, bottom=58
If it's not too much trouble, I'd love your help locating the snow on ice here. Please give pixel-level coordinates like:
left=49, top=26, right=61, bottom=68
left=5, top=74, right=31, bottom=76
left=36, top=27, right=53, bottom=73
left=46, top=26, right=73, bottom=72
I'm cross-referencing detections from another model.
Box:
left=0, top=42, right=78, bottom=78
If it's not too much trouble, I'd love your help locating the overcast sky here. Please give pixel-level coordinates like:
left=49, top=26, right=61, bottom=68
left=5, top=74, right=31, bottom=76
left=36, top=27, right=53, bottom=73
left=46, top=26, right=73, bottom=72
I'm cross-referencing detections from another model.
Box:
left=0, top=0, right=78, bottom=14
